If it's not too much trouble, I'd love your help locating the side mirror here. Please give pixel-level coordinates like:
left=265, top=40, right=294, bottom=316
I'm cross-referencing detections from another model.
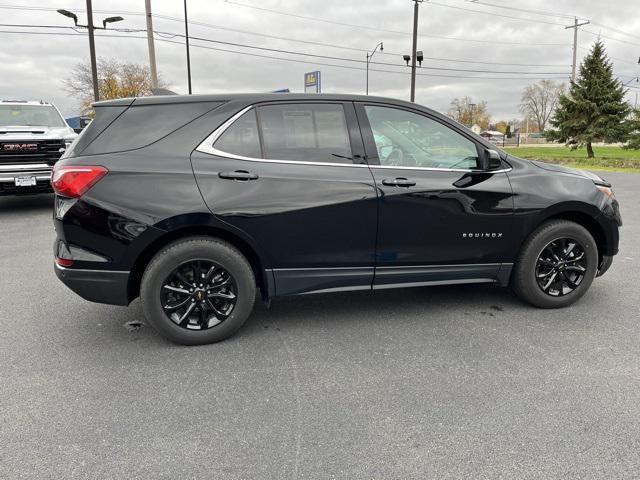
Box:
left=480, top=149, right=502, bottom=171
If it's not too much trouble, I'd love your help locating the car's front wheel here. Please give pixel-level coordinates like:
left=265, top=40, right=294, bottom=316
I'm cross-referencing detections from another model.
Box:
left=512, top=220, right=599, bottom=308
left=140, top=237, right=256, bottom=345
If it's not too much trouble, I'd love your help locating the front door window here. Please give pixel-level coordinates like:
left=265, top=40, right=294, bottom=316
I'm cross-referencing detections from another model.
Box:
left=364, top=105, right=480, bottom=170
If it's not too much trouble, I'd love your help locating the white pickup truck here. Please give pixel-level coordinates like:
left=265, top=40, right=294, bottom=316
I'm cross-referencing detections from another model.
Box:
left=0, top=100, right=77, bottom=195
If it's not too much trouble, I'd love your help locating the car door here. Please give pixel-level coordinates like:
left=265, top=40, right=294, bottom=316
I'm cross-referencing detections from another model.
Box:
left=355, top=102, right=514, bottom=288
left=192, top=101, right=378, bottom=295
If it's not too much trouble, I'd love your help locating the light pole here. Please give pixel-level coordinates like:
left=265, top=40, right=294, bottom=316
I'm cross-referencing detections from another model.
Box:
left=366, top=42, right=383, bottom=95
left=468, top=103, right=476, bottom=128
left=184, top=0, right=192, bottom=94
left=58, top=3, right=124, bottom=102
left=402, top=50, right=423, bottom=102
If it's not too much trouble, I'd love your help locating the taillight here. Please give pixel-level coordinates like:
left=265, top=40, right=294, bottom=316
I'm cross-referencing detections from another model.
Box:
left=55, top=257, right=74, bottom=267
left=51, top=165, right=108, bottom=198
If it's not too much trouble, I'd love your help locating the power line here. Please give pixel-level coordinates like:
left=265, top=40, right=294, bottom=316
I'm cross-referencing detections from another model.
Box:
left=0, top=22, right=570, bottom=75
left=582, top=29, right=640, bottom=48
left=0, top=4, right=571, bottom=64
left=456, top=0, right=577, bottom=20
left=222, top=0, right=567, bottom=46
left=0, top=28, right=569, bottom=81
left=428, top=1, right=566, bottom=26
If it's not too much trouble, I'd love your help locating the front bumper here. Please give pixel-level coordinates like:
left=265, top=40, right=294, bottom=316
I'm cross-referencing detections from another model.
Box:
left=0, top=163, right=52, bottom=195
left=54, top=263, right=130, bottom=306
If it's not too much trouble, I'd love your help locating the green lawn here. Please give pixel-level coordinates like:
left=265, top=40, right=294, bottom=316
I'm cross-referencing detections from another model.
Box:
left=502, top=146, right=640, bottom=173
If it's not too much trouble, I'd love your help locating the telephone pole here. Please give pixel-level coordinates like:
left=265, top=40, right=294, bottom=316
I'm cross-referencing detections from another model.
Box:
left=145, top=0, right=158, bottom=89
left=565, top=17, right=590, bottom=82
left=409, top=0, right=423, bottom=102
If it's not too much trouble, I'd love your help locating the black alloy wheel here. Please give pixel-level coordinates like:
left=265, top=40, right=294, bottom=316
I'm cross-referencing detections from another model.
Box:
left=161, top=260, right=237, bottom=330
left=535, top=238, right=588, bottom=297
left=511, top=220, right=598, bottom=309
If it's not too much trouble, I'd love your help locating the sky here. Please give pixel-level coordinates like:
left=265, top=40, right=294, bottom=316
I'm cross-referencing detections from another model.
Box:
left=0, top=0, right=639, bottom=121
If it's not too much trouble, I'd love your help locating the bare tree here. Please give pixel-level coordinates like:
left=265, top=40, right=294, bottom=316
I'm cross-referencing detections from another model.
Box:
left=519, top=80, right=564, bottom=133
left=63, top=57, right=166, bottom=114
left=447, top=97, right=490, bottom=129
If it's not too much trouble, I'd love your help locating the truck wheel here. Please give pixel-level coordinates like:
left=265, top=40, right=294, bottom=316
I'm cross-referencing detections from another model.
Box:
left=512, top=220, right=598, bottom=308
left=140, top=237, right=256, bottom=345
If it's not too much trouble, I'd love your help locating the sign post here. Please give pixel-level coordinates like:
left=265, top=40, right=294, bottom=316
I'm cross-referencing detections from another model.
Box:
left=304, top=71, right=321, bottom=93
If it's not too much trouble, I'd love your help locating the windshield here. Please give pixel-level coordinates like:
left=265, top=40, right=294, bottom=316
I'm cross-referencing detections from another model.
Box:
left=0, top=104, right=66, bottom=127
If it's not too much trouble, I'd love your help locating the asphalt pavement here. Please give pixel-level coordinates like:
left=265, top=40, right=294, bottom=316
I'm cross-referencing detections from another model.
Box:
left=1, top=172, right=639, bottom=479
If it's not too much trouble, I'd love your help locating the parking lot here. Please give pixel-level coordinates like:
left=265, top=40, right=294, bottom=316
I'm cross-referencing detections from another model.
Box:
left=0, top=172, right=638, bottom=479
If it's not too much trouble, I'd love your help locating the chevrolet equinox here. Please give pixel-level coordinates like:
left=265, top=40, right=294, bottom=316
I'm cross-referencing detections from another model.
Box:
left=52, top=94, right=622, bottom=345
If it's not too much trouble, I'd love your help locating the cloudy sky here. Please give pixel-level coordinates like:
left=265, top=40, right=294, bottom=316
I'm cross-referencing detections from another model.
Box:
left=1, top=0, right=639, bottom=120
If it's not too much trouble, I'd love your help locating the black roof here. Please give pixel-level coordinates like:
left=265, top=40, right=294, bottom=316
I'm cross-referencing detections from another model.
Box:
left=94, top=92, right=419, bottom=110
left=93, top=92, right=450, bottom=125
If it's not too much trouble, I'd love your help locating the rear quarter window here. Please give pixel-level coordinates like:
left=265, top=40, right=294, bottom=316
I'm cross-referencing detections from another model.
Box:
left=81, top=101, right=223, bottom=156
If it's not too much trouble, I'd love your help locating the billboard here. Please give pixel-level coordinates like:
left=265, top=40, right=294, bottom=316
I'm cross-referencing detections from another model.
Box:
left=304, top=71, right=321, bottom=93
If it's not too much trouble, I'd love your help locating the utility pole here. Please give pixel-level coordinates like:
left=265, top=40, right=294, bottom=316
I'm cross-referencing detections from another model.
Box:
left=410, top=0, right=423, bottom=102
left=184, top=0, right=192, bottom=94
left=145, top=0, right=158, bottom=89
left=565, top=17, right=590, bottom=82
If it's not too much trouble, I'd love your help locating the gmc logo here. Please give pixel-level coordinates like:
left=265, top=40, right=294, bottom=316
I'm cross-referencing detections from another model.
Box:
left=3, top=143, right=38, bottom=152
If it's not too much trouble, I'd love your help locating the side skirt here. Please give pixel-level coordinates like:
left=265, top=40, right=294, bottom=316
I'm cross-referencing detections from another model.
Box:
left=268, top=263, right=514, bottom=297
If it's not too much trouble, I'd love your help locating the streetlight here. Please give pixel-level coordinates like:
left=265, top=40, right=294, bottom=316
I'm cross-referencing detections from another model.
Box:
left=402, top=49, right=423, bottom=101
left=184, top=0, right=192, bottom=94
left=366, top=42, right=383, bottom=95
left=57, top=1, right=124, bottom=102
left=468, top=103, right=476, bottom=128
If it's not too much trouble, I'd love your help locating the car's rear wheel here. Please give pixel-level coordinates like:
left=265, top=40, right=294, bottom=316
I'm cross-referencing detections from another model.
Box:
left=512, top=220, right=598, bottom=308
left=140, top=237, right=256, bottom=345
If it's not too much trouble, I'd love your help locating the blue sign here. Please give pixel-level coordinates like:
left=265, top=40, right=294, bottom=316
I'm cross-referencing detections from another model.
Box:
left=304, top=71, right=321, bottom=93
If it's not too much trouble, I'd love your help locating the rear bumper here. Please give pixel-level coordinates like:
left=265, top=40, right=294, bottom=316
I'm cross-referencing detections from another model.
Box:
left=54, top=263, right=130, bottom=306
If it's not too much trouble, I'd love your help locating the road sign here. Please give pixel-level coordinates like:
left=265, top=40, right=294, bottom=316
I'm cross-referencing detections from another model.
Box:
left=304, top=71, right=321, bottom=93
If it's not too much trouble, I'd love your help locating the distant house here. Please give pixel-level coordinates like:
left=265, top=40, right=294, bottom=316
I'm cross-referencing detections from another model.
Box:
left=480, top=130, right=504, bottom=144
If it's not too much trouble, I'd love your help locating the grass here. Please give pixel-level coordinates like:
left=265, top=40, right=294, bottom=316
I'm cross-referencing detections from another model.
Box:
left=502, top=146, right=640, bottom=173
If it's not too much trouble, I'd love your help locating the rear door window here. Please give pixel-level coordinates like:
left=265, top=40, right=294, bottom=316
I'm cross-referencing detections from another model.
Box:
left=257, top=103, right=353, bottom=164
left=213, top=109, right=262, bottom=158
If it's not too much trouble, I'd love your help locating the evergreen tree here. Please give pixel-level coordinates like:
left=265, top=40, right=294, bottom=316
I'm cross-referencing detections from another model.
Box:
left=625, top=108, right=640, bottom=150
left=548, top=41, right=630, bottom=158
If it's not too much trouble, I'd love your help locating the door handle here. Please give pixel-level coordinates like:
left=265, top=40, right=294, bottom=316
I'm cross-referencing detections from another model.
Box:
left=382, top=177, right=416, bottom=187
left=218, top=170, right=259, bottom=181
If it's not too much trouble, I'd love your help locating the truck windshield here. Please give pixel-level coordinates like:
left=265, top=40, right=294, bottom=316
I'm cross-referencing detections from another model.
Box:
left=0, top=105, right=66, bottom=127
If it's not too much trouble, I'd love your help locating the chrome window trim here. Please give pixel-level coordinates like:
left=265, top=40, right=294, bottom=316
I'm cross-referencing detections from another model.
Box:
left=195, top=105, right=368, bottom=169
left=369, top=165, right=512, bottom=174
left=195, top=103, right=512, bottom=174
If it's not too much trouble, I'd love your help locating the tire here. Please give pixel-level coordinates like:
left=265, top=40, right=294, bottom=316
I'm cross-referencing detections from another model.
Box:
left=511, top=220, right=598, bottom=309
left=140, top=236, right=256, bottom=345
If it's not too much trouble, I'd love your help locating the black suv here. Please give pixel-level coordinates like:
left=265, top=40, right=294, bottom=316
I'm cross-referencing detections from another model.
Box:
left=53, top=94, right=621, bottom=345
